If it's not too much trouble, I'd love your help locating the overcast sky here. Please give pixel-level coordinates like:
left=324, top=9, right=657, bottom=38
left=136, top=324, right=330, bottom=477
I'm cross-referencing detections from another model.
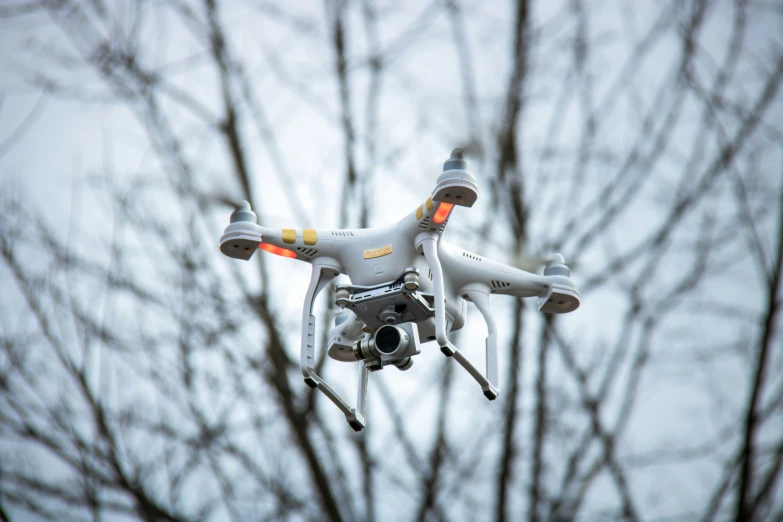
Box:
left=1, top=2, right=782, bottom=520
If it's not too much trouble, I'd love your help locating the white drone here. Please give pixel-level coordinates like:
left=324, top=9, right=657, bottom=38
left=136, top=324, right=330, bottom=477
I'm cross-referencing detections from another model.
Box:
left=220, top=150, right=580, bottom=431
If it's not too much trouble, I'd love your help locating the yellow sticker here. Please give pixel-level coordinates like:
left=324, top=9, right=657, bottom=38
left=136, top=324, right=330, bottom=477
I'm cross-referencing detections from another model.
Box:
left=416, top=205, right=423, bottom=220
left=282, top=229, right=296, bottom=244
left=364, top=244, right=393, bottom=259
left=303, top=229, right=317, bottom=245
left=425, top=197, right=434, bottom=211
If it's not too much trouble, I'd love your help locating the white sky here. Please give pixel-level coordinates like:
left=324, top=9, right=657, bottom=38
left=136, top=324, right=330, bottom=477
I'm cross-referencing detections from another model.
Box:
left=1, top=1, right=782, bottom=520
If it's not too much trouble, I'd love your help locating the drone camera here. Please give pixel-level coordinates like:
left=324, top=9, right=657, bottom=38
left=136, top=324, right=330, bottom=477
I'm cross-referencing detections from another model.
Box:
left=353, top=323, right=421, bottom=371
left=375, top=325, right=405, bottom=353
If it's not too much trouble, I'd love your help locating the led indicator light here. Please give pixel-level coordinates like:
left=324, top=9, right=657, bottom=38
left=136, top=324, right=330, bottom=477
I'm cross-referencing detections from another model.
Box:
left=432, top=202, right=454, bottom=224
left=259, top=243, right=297, bottom=258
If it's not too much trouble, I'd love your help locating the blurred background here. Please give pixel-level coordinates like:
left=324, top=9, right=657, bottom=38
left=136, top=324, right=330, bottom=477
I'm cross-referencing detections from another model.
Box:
left=1, top=1, right=782, bottom=521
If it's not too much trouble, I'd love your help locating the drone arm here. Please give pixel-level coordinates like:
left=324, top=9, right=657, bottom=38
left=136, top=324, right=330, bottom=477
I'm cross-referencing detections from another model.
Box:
left=300, top=260, right=368, bottom=431
left=485, top=263, right=580, bottom=314
left=438, top=242, right=580, bottom=314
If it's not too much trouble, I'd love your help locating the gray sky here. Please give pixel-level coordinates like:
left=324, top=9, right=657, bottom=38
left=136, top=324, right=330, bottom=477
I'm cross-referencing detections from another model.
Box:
left=1, top=1, right=782, bottom=520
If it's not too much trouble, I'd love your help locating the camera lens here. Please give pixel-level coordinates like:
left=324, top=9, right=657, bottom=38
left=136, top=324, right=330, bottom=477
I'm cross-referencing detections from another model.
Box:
left=375, top=326, right=401, bottom=354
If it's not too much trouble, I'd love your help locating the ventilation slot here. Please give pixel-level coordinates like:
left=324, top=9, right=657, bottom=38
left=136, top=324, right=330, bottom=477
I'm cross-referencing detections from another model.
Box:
left=491, top=280, right=511, bottom=289
left=462, top=252, right=481, bottom=261
left=331, top=230, right=354, bottom=237
left=428, top=269, right=432, bottom=280
left=297, top=247, right=319, bottom=257
left=419, top=217, right=432, bottom=229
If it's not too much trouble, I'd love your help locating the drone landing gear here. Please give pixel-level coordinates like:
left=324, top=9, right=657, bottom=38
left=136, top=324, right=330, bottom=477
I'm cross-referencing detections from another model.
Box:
left=301, top=262, right=369, bottom=431
left=440, top=341, right=499, bottom=400
left=419, top=236, right=500, bottom=401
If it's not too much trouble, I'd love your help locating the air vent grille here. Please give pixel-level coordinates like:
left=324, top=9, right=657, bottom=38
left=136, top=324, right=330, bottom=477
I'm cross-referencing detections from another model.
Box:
left=462, top=252, right=481, bottom=261
left=491, top=280, right=511, bottom=289
left=297, top=247, right=319, bottom=257
left=331, top=230, right=354, bottom=236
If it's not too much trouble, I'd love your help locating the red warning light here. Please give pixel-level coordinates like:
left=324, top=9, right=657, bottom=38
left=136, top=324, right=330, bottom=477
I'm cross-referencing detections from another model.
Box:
left=432, top=202, right=454, bottom=224
left=259, top=243, right=297, bottom=258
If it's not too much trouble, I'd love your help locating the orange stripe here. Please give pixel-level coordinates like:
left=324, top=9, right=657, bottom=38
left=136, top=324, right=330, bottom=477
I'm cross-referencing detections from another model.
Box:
left=259, top=243, right=297, bottom=258
left=432, top=202, right=454, bottom=224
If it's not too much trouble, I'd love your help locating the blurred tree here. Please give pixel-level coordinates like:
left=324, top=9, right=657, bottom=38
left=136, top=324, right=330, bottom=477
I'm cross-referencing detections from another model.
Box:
left=0, top=1, right=782, bottom=521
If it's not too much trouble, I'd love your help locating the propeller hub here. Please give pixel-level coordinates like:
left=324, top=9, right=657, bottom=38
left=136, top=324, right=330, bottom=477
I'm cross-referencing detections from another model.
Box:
left=230, top=200, right=257, bottom=224
left=443, top=148, right=468, bottom=172
left=544, top=253, right=570, bottom=277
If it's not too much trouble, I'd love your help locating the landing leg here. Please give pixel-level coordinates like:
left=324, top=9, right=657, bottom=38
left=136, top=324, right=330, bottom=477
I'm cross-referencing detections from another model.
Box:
left=300, top=261, right=368, bottom=431
left=419, top=236, right=499, bottom=400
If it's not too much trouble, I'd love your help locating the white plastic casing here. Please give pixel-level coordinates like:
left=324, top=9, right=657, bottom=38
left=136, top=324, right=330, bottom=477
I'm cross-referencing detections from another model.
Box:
left=432, top=169, right=478, bottom=207
left=327, top=311, right=365, bottom=362
left=220, top=222, right=263, bottom=261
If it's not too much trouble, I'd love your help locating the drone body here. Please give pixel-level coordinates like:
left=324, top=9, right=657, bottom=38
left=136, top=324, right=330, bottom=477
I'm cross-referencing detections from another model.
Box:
left=220, top=150, right=580, bottom=431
